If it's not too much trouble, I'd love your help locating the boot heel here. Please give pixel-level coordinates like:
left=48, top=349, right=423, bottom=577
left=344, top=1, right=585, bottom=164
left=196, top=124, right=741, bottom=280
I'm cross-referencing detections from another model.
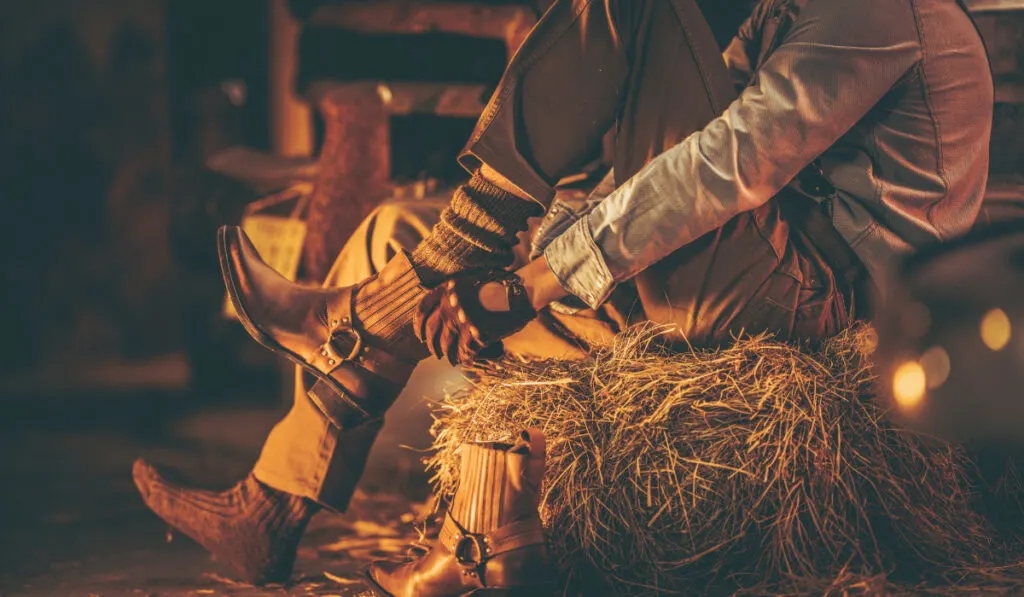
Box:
left=307, top=378, right=372, bottom=429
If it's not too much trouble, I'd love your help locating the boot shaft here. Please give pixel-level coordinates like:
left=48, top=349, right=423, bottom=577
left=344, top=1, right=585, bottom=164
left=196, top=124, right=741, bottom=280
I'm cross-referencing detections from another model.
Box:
left=367, top=429, right=554, bottom=596
left=449, top=430, right=545, bottom=534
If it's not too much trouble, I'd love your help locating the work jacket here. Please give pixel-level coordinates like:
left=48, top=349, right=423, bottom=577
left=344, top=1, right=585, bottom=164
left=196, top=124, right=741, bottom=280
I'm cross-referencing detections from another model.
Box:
left=535, top=0, right=993, bottom=307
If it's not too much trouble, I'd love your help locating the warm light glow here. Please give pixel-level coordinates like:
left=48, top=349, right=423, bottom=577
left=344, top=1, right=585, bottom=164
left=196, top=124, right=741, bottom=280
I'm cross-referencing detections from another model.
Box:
left=377, top=83, right=394, bottom=105
left=980, top=308, right=1012, bottom=351
left=919, top=346, right=951, bottom=389
left=893, top=361, right=927, bottom=412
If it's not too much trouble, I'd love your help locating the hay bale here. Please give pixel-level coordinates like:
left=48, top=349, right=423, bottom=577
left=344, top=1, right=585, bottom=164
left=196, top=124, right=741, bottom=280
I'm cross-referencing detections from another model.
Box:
left=427, top=324, right=1024, bottom=595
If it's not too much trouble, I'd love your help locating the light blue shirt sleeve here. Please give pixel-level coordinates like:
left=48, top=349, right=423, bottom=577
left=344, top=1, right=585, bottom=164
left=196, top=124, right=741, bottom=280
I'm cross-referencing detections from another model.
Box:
left=543, top=0, right=920, bottom=310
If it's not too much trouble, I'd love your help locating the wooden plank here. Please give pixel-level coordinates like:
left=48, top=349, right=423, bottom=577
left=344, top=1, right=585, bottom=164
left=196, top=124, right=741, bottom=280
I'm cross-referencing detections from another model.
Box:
left=310, top=81, right=489, bottom=117
left=309, top=1, right=536, bottom=51
left=269, top=0, right=314, bottom=156
left=964, top=0, right=1024, bottom=12
left=375, top=82, right=487, bottom=117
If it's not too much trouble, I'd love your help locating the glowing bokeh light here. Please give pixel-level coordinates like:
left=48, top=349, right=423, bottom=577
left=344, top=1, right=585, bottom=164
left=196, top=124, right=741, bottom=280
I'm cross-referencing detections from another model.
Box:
left=919, top=346, right=951, bottom=389
left=893, top=361, right=927, bottom=413
left=980, top=308, right=1011, bottom=352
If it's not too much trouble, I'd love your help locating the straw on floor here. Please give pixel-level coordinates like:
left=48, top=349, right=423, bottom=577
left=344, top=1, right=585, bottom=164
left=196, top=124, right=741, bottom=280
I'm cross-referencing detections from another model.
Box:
left=426, top=324, right=1024, bottom=595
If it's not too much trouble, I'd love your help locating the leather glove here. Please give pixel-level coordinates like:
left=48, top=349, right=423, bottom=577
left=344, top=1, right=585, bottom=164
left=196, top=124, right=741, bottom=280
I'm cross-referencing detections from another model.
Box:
left=414, top=270, right=537, bottom=365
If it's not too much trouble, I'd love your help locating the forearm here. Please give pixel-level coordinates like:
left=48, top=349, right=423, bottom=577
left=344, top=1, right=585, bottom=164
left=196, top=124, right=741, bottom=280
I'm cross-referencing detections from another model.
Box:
left=517, top=256, right=569, bottom=312
left=476, top=255, right=567, bottom=314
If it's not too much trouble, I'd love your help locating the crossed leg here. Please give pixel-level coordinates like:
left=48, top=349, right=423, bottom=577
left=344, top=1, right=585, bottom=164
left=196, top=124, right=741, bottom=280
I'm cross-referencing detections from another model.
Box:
left=134, top=0, right=768, bottom=586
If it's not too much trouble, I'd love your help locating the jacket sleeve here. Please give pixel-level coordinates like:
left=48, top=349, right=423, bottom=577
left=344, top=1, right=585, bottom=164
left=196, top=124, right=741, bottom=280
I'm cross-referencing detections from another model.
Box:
left=543, top=0, right=921, bottom=310
left=722, top=0, right=769, bottom=92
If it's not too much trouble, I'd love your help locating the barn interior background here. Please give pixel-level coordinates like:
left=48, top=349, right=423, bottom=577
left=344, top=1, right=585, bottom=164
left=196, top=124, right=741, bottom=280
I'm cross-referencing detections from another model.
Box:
left=0, top=0, right=1020, bottom=595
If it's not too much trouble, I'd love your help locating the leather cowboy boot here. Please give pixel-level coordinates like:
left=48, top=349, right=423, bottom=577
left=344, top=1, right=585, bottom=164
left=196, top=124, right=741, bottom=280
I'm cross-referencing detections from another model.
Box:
left=366, top=430, right=555, bottom=597
left=135, top=167, right=541, bottom=585
left=218, top=225, right=430, bottom=429
left=132, top=227, right=430, bottom=585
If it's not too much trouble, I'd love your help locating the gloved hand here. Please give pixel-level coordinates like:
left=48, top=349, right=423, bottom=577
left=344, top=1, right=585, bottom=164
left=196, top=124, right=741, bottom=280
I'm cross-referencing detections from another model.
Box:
left=415, top=270, right=537, bottom=365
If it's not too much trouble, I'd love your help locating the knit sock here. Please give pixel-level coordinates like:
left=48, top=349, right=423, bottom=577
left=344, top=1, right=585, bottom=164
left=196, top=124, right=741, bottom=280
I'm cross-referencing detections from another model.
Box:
left=133, top=460, right=316, bottom=585
left=410, top=169, right=543, bottom=286
left=350, top=251, right=430, bottom=362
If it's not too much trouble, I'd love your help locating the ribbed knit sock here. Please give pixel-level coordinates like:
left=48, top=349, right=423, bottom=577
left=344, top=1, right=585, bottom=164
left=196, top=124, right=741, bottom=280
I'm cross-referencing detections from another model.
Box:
left=133, top=460, right=316, bottom=585
left=350, top=252, right=430, bottom=362
left=410, top=170, right=543, bottom=286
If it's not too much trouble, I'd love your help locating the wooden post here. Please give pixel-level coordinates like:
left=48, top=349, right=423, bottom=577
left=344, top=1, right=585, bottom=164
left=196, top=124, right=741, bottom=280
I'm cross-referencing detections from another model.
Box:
left=296, top=2, right=542, bottom=280
left=269, top=0, right=314, bottom=157
left=303, top=85, right=392, bottom=281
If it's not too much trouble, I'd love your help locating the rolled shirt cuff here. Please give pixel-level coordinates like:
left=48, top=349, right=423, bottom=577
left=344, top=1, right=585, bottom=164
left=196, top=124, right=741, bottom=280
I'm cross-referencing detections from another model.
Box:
left=542, top=216, right=616, bottom=311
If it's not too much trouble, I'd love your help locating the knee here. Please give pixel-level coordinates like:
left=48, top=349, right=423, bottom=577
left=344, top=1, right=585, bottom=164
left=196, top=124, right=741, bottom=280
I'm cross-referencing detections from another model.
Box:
left=324, top=199, right=446, bottom=286
left=363, top=200, right=444, bottom=258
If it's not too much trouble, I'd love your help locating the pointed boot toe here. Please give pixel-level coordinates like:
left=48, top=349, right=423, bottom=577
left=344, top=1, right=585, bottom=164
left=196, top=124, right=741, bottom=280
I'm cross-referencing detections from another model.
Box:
left=217, top=226, right=423, bottom=428
left=218, top=225, right=335, bottom=360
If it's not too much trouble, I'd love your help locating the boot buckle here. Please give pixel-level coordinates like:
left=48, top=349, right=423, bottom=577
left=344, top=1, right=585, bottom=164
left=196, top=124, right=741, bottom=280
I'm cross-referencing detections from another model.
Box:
left=330, top=326, right=364, bottom=363
left=314, top=327, right=364, bottom=372
left=453, top=532, right=489, bottom=570
left=318, top=324, right=364, bottom=369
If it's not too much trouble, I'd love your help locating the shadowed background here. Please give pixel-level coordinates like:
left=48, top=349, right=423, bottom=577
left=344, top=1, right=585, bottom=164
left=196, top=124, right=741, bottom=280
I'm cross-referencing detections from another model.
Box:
left=0, top=0, right=1019, bottom=595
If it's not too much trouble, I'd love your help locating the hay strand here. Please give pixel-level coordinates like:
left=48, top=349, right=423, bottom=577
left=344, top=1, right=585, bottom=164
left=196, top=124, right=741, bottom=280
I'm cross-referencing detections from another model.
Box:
left=427, top=324, right=1024, bottom=595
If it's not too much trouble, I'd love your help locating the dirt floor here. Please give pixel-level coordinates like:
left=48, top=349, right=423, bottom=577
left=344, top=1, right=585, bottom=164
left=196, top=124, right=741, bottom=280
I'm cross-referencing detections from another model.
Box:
left=0, top=361, right=462, bottom=597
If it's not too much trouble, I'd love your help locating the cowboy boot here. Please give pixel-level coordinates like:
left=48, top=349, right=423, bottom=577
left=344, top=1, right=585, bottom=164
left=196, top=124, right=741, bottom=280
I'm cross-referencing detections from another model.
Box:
left=136, top=162, right=542, bottom=585
left=366, top=429, right=555, bottom=597
left=218, top=225, right=430, bottom=429
left=132, top=227, right=430, bottom=585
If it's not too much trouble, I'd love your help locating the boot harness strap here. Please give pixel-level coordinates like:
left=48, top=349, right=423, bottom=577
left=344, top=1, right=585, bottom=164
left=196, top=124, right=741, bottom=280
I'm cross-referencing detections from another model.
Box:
left=438, top=512, right=546, bottom=574
left=304, top=283, right=419, bottom=429
left=303, top=284, right=417, bottom=383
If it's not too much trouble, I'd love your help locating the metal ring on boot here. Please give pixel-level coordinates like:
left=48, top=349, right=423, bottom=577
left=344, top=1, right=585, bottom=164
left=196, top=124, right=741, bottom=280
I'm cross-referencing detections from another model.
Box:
left=453, top=533, right=488, bottom=571
left=330, top=326, right=364, bottom=364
